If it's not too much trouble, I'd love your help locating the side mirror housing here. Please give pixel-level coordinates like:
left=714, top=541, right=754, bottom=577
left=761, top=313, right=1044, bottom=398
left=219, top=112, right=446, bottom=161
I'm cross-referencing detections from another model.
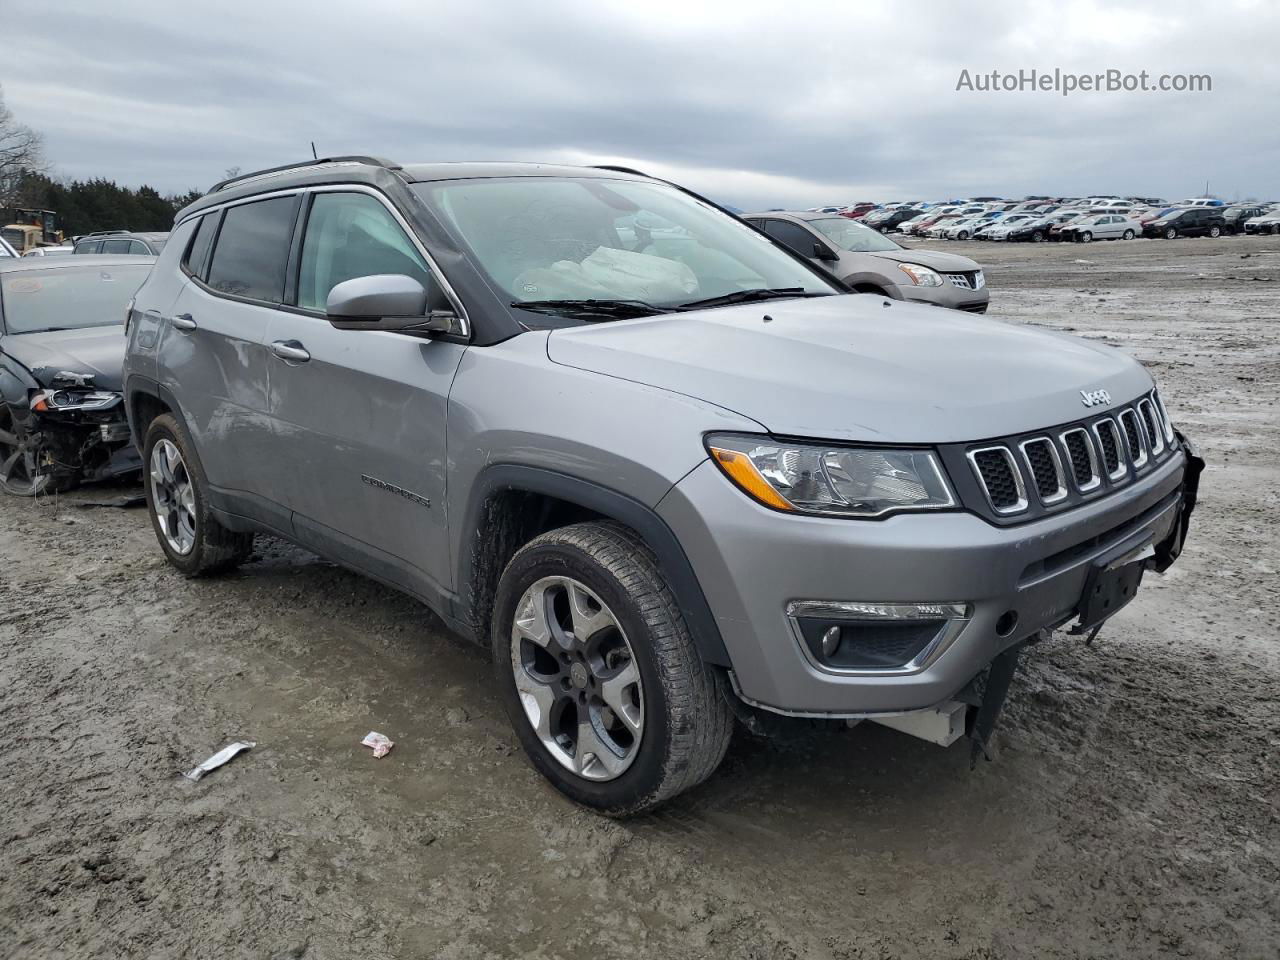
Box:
left=812, top=242, right=839, bottom=262
left=325, top=274, right=455, bottom=334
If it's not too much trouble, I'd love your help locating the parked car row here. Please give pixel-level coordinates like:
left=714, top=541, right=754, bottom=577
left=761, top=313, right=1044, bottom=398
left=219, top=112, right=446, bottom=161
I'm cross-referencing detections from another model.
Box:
left=0, top=158, right=1206, bottom=817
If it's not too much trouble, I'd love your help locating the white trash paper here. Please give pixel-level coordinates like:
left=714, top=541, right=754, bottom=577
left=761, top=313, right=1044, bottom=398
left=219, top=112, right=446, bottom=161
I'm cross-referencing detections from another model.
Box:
left=361, top=731, right=394, bottom=758
left=183, top=741, right=256, bottom=781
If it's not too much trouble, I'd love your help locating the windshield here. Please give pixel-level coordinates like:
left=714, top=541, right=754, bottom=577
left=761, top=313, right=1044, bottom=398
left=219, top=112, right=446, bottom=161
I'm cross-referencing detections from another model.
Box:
left=0, top=263, right=151, bottom=334
left=808, top=218, right=902, bottom=252
left=414, top=177, right=836, bottom=319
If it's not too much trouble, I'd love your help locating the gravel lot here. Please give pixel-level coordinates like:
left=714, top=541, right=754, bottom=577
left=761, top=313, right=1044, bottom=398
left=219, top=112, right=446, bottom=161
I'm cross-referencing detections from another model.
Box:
left=2, top=236, right=1277, bottom=960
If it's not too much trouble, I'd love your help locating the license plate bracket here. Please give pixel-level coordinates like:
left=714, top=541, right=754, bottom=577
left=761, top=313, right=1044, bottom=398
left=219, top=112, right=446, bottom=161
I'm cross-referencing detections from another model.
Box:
left=1070, top=536, right=1154, bottom=634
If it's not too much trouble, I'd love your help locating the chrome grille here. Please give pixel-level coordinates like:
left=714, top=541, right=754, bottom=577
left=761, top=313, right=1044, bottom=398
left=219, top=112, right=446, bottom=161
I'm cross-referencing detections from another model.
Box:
left=1019, top=438, right=1067, bottom=504
left=1138, top=399, right=1164, bottom=455
left=1060, top=428, right=1101, bottom=491
left=964, top=395, right=1179, bottom=517
left=1118, top=409, right=1148, bottom=467
left=945, top=273, right=972, bottom=289
left=968, top=447, right=1026, bottom=513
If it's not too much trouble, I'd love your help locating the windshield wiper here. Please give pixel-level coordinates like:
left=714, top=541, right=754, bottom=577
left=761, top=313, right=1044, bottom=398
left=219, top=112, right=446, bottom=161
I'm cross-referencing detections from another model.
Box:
left=510, top=298, right=675, bottom=320
left=672, top=288, right=828, bottom=311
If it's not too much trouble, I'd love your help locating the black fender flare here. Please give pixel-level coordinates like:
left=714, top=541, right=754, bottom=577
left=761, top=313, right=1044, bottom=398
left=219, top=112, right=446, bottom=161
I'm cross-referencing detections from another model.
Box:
left=458, top=464, right=732, bottom=667
left=123, top=374, right=183, bottom=450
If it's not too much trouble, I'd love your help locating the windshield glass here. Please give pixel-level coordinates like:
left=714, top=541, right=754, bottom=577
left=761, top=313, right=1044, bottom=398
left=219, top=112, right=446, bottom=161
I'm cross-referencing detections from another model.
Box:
left=808, top=218, right=902, bottom=252
left=414, top=177, right=836, bottom=318
left=0, top=263, right=151, bottom=334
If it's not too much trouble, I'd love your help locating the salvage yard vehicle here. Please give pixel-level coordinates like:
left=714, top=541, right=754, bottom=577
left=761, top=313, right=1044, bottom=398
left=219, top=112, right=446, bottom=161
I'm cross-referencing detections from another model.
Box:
left=1220, top=205, right=1270, bottom=235
left=1058, top=213, right=1141, bottom=243
left=0, top=235, right=16, bottom=258
left=74, top=231, right=168, bottom=255
left=745, top=211, right=989, bottom=313
left=0, top=256, right=152, bottom=495
left=1243, top=209, right=1280, bottom=235
left=1142, top=207, right=1226, bottom=239
left=124, top=157, right=1202, bottom=816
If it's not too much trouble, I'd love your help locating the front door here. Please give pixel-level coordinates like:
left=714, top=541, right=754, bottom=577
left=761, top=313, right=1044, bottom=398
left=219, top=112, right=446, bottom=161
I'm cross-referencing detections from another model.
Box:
left=262, top=188, right=465, bottom=600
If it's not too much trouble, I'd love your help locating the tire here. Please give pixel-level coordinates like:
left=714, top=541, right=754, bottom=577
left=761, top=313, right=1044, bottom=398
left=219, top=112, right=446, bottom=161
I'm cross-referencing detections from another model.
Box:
left=1209, top=226, right=1222, bottom=238
left=1165, top=227, right=1178, bottom=239
left=142, top=413, right=253, bottom=576
left=0, top=405, right=77, bottom=497
left=1031, top=230, right=1045, bottom=242
left=1079, top=231, right=1093, bottom=243
left=1123, top=229, right=1135, bottom=240
left=492, top=521, right=733, bottom=816
left=957, top=231, right=969, bottom=241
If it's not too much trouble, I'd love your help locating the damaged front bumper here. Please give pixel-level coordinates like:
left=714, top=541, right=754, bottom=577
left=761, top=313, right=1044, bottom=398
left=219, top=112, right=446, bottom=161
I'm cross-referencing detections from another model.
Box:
left=26, top=385, right=141, bottom=484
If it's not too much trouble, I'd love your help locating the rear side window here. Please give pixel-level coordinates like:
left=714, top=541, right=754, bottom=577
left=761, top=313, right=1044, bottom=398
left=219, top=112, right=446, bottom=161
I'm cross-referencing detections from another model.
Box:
left=206, top=195, right=299, bottom=303
left=184, top=214, right=218, bottom=278
left=129, top=240, right=150, bottom=255
left=102, top=238, right=131, bottom=254
left=296, top=192, right=432, bottom=311
left=75, top=240, right=103, bottom=254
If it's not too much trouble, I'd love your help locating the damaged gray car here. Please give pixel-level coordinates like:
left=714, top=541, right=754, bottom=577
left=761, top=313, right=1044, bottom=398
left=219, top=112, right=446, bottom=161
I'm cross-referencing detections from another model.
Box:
left=0, top=256, right=152, bottom=496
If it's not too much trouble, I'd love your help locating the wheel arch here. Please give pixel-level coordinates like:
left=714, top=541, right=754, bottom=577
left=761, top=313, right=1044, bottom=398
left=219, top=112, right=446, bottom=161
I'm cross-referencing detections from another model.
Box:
left=124, top=375, right=180, bottom=452
left=457, top=464, right=732, bottom=667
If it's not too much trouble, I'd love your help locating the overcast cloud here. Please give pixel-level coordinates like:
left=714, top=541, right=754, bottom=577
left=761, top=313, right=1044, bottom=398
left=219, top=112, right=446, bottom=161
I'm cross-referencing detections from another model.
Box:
left=3, top=0, right=1277, bottom=208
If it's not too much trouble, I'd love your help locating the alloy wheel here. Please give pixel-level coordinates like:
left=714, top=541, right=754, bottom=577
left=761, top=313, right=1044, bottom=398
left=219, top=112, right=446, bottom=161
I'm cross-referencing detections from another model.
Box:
left=0, top=407, right=42, bottom=495
left=150, top=438, right=197, bottom=555
left=510, top=576, right=644, bottom=782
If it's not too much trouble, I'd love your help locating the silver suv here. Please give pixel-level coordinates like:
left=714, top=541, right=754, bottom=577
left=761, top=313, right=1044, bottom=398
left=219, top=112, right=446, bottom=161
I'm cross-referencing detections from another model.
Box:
left=124, top=157, right=1202, bottom=815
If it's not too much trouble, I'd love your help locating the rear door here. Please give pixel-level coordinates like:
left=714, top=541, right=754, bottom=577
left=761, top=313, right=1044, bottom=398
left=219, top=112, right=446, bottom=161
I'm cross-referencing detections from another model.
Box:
left=261, top=186, right=467, bottom=597
left=161, top=193, right=300, bottom=531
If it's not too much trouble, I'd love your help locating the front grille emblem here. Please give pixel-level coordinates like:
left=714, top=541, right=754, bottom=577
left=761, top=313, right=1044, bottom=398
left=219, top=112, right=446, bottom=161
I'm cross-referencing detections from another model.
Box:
left=1080, top=388, right=1112, bottom=407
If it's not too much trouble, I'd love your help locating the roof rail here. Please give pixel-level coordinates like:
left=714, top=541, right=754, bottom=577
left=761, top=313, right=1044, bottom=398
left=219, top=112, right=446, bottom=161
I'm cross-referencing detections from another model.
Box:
left=591, top=164, right=650, bottom=178
left=208, top=155, right=404, bottom=194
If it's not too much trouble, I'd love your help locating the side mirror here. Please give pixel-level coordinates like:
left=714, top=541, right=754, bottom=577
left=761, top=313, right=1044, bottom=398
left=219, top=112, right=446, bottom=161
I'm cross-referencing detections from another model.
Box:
left=812, top=242, right=839, bottom=262
left=325, top=274, right=456, bottom=334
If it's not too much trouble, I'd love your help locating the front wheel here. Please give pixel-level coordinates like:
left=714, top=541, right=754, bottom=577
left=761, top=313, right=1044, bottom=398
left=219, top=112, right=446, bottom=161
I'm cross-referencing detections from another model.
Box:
left=1165, top=227, right=1178, bottom=239
left=1079, top=231, right=1093, bottom=243
left=1209, top=226, right=1222, bottom=238
left=0, top=406, right=75, bottom=497
left=492, top=522, right=733, bottom=816
left=143, top=413, right=253, bottom=576
left=1031, top=230, right=1045, bottom=242
left=1123, top=229, right=1135, bottom=240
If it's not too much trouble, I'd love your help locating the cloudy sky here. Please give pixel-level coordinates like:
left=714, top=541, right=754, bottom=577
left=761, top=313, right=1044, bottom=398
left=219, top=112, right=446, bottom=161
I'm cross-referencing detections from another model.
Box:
left=4, top=0, right=1277, bottom=208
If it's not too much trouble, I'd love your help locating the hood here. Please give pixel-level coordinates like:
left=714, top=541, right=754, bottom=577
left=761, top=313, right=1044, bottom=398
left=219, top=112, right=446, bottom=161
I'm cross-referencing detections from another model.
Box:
left=0, top=326, right=126, bottom=391
left=546, top=295, right=1152, bottom=444
left=862, top=247, right=981, bottom=273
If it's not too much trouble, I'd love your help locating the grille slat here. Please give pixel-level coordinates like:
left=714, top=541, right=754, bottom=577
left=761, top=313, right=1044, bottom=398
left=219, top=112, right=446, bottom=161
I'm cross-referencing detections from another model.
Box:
left=1138, top=399, right=1164, bottom=455
left=1119, top=409, right=1147, bottom=467
left=1021, top=438, right=1066, bottom=503
left=969, top=447, right=1025, bottom=513
left=1061, top=428, right=1099, bottom=490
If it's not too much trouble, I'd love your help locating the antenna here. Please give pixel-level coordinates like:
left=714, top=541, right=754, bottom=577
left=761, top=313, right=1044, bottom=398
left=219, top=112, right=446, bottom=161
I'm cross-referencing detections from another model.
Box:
left=311, top=141, right=319, bottom=160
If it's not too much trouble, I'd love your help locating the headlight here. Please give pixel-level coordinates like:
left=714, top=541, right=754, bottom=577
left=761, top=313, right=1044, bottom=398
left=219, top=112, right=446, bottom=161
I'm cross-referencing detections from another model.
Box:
left=31, top=389, right=122, bottom=412
left=897, top=263, right=943, bottom=287
left=706, top=434, right=957, bottom=518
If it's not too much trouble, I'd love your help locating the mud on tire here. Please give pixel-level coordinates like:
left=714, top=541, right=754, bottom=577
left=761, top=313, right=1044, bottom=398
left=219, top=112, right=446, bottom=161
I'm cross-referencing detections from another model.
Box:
left=492, top=521, right=734, bottom=816
left=142, top=413, right=253, bottom=576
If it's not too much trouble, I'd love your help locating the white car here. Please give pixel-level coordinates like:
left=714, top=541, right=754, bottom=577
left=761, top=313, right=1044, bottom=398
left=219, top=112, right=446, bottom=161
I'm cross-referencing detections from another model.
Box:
left=0, top=235, right=17, bottom=258
left=1243, top=209, right=1280, bottom=235
left=21, top=244, right=75, bottom=257
left=977, top=213, right=1039, bottom=239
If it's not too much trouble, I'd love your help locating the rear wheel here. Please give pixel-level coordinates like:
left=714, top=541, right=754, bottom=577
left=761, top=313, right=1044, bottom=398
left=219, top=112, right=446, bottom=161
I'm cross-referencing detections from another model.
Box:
left=493, top=522, right=733, bottom=816
left=1209, top=225, right=1222, bottom=238
left=143, top=413, right=253, bottom=576
left=1031, top=230, right=1045, bottom=242
left=1165, top=227, right=1178, bottom=239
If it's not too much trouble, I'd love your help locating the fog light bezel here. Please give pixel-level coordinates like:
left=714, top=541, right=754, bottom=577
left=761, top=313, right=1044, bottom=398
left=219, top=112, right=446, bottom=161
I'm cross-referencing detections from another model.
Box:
left=786, top=600, right=972, bottom=677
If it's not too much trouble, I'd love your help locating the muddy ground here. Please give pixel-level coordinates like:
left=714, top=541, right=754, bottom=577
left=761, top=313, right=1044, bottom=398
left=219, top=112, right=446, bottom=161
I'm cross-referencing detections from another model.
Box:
left=2, top=236, right=1277, bottom=959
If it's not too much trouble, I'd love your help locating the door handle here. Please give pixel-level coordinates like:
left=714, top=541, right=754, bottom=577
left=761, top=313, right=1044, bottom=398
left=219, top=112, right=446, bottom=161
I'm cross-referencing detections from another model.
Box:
left=270, top=340, right=311, bottom=363
left=171, top=313, right=197, bottom=331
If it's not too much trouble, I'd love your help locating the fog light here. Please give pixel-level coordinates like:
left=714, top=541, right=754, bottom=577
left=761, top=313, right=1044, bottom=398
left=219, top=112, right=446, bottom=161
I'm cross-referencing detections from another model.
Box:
left=821, top=625, right=842, bottom=658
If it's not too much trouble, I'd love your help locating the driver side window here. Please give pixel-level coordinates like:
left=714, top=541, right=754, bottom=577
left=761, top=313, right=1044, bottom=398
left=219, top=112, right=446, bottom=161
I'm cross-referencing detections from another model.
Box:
left=297, top=192, right=433, bottom=312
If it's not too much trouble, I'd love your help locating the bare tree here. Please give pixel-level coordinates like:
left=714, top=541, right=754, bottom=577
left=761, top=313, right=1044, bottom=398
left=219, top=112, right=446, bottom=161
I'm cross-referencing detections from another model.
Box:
left=0, top=84, right=45, bottom=208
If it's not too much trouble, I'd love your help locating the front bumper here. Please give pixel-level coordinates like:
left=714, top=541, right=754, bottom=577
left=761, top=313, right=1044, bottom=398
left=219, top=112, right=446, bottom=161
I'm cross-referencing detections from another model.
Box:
left=898, top=279, right=989, bottom=313
left=658, top=437, right=1198, bottom=717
